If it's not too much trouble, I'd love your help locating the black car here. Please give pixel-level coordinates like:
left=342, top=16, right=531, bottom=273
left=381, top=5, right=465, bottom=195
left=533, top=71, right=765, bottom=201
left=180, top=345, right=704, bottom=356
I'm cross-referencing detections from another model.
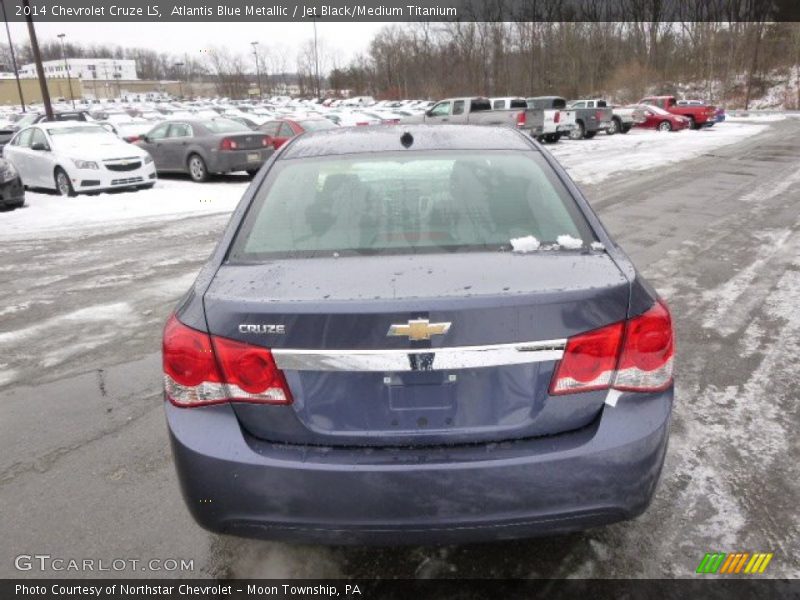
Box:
left=0, top=157, right=24, bottom=209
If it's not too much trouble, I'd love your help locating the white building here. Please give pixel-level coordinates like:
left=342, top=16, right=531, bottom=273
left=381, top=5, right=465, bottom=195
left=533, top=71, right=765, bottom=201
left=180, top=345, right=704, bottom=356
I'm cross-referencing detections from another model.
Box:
left=19, top=58, right=138, bottom=81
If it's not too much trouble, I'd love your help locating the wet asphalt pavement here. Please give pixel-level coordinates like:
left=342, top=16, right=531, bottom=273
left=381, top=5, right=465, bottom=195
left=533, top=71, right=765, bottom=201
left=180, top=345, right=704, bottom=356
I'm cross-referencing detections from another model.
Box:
left=1, top=119, right=798, bottom=579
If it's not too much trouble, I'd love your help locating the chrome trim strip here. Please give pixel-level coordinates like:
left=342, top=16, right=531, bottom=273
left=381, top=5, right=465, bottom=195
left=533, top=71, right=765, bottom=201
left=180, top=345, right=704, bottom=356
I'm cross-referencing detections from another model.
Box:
left=272, top=339, right=566, bottom=372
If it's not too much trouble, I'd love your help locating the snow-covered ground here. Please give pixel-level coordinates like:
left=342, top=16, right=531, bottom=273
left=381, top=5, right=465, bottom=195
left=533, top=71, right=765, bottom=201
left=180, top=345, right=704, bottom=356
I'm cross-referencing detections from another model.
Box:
left=1, top=175, right=249, bottom=239
left=547, top=120, right=769, bottom=185
left=0, top=119, right=775, bottom=238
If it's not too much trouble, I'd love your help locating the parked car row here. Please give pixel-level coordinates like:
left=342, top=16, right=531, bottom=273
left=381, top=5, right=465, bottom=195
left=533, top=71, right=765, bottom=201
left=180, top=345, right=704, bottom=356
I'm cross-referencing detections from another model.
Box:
left=0, top=92, right=726, bottom=209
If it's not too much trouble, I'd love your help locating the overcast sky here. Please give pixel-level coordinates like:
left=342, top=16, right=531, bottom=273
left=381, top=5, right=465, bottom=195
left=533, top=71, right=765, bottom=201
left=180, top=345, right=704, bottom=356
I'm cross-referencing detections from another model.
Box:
left=5, top=21, right=388, bottom=70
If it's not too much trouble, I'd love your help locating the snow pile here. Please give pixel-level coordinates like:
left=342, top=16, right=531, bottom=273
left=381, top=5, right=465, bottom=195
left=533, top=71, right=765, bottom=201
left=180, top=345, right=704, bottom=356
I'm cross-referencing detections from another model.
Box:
left=510, top=235, right=540, bottom=252
left=1, top=177, right=249, bottom=239
left=557, top=234, right=583, bottom=249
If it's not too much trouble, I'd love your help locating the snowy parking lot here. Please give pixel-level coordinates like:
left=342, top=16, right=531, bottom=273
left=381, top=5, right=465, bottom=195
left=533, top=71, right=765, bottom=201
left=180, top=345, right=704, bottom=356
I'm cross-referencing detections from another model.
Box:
left=1, top=116, right=799, bottom=579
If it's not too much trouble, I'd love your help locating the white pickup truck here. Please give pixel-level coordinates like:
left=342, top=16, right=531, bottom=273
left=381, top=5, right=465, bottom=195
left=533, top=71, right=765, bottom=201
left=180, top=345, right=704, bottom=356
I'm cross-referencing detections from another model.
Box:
left=403, top=97, right=545, bottom=137
left=526, top=97, right=576, bottom=143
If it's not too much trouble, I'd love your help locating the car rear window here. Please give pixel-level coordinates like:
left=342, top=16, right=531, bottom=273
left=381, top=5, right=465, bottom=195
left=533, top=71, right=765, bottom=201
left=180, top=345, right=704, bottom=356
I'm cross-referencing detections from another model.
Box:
left=228, top=151, right=594, bottom=260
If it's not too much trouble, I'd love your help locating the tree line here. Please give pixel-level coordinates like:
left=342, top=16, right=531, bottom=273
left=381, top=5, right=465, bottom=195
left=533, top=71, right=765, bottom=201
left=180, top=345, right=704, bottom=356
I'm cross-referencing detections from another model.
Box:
left=1, top=21, right=798, bottom=107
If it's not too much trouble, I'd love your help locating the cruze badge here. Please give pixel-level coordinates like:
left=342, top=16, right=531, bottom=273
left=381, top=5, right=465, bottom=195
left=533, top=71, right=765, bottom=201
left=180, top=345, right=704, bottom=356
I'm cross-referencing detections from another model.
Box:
left=239, top=324, right=285, bottom=334
left=387, top=319, right=451, bottom=341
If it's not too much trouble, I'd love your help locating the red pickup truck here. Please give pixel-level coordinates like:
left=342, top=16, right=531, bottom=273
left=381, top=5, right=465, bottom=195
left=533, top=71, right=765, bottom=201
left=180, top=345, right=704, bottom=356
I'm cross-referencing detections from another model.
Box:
left=639, top=96, right=717, bottom=129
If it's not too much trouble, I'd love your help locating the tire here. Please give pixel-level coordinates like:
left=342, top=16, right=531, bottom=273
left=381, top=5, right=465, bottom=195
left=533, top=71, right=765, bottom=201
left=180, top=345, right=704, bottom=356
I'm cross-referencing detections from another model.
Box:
left=54, top=168, right=76, bottom=197
left=187, top=154, right=209, bottom=182
left=584, top=131, right=597, bottom=139
left=688, top=116, right=698, bottom=130
left=569, top=121, right=585, bottom=140
left=620, top=124, right=632, bottom=134
left=606, top=117, right=621, bottom=135
left=246, top=169, right=260, bottom=178
left=544, top=133, right=559, bottom=144
left=658, top=120, right=673, bottom=132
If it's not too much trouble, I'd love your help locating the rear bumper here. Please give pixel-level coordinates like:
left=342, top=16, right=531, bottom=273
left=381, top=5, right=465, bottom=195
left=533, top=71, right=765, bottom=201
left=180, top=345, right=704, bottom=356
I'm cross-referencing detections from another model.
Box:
left=207, top=148, right=272, bottom=173
left=167, top=390, right=672, bottom=545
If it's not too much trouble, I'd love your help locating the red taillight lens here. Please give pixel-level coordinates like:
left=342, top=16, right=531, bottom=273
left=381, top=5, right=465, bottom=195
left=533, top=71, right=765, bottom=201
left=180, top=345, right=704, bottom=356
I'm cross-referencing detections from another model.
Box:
left=516, top=111, right=526, bottom=127
left=614, top=301, right=674, bottom=392
left=212, top=337, right=292, bottom=404
left=219, top=138, right=238, bottom=150
left=355, top=121, right=369, bottom=126
left=162, top=315, right=292, bottom=407
left=549, top=300, right=674, bottom=395
left=554, top=111, right=560, bottom=124
left=163, top=315, right=226, bottom=406
left=550, top=321, right=623, bottom=395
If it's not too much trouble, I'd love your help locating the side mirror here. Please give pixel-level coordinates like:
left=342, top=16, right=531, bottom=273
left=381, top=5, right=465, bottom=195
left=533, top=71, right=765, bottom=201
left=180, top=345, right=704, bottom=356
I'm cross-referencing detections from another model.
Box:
left=31, top=142, right=48, bottom=151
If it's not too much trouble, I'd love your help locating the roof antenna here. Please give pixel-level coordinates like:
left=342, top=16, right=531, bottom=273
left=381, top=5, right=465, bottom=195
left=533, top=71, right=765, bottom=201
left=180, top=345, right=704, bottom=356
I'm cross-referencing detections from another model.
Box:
left=400, top=131, right=414, bottom=148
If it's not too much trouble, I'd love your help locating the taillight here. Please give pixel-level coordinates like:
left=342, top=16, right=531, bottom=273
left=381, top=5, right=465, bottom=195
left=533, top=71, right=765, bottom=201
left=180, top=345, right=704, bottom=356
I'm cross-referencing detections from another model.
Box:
left=516, top=111, right=526, bottom=127
left=219, top=138, right=238, bottom=150
left=212, top=337, right=292, bottom=404
left=355, top=121, right=369, bottom=126
left=550, top=321, right=624, bottom=395
left=614, top=301, right=674, bottom=392
left=554, top=111, right=560, bottom=124
left=549, top=301, right=674, bottom=395
left=125, top=135, right=141, bottom=143
left=162, top=315, right=292, bottom=407
left=163, top=315, right=226, bottom=406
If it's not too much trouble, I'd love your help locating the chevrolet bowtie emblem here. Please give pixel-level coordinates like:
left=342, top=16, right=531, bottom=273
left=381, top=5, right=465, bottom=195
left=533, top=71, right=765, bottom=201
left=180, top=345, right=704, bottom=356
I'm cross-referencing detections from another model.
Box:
left=387, top=319, right=451, bottom=341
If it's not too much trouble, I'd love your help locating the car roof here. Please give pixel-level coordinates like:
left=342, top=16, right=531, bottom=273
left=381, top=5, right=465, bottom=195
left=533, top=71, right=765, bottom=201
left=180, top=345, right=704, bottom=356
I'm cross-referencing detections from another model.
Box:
left=280, top=124, right=533, bottom=159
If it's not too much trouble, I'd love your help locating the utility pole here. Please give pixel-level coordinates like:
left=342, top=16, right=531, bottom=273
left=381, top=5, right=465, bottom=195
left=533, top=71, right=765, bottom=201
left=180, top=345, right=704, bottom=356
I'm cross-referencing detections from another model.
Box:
left=57, top=33, right=76, bottom=108
left=251, top=41, right=262, bottom=100
left=23, top=0, right=53, bottom=119
left=1, top=0, right=26, bottom=112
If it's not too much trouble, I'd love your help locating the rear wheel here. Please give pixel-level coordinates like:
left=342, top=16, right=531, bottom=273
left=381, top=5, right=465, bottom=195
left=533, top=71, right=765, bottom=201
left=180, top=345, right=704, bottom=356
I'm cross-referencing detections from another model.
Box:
left=54, top=168, right=75, bottom=197
left=658, top=120, right=673, bottom=132
left=569, top=121, right=585, bottom=140
left=688, top=116, right=698, bottom=130
left=620, top=124, right=632, bottom=134
left=187, top=154, right=208, bottom=182
left=606, top=117, right=621, bottom=135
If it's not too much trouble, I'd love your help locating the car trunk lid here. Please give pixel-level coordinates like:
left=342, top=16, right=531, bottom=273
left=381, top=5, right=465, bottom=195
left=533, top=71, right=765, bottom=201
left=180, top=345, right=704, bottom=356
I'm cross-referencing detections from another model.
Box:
left=203, top=252, right=630, bottom=447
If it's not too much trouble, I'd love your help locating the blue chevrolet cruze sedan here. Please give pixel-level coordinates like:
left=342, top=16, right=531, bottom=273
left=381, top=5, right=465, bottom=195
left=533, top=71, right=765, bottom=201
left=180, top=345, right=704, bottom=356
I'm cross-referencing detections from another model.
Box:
left=163, top=124, right=674, bottom=545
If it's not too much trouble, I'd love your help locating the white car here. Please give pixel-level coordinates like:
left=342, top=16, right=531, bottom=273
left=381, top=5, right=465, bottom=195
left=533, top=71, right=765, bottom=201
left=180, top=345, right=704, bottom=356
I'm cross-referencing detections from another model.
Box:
left=4, top=121, right=157, bottom=196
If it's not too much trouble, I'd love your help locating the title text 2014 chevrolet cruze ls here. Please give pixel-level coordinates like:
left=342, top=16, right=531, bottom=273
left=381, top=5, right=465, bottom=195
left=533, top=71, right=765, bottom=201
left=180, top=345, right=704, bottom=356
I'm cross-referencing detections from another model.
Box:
left=163, top=125, right=674, bottom=545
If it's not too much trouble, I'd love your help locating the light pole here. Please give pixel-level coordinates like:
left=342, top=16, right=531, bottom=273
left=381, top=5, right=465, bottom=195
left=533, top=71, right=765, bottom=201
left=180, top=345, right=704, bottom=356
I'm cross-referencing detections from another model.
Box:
left=251, top=41, right=262, bottom=100
left=173, top=62, right=184, bottom=98
left=57, top=33, right=76, bottom=108
left=1, top=1, right=25, bottom=111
